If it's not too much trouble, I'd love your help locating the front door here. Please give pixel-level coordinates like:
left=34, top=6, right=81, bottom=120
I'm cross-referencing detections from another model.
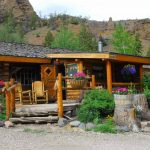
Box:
left=41, top=65, right=56, bottom=102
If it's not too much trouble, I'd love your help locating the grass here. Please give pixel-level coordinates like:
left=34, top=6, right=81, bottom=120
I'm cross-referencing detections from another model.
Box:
left=92, top=119, right=117, bottom=134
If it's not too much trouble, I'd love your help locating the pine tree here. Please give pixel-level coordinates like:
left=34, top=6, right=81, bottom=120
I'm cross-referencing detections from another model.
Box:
left=44, top=30, right=54, bottom=47
left=112, top=24, right=142, bottom=56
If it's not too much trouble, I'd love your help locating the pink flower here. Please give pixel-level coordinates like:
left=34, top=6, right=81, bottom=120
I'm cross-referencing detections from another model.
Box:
left=73, top=72, right=86, bottom=80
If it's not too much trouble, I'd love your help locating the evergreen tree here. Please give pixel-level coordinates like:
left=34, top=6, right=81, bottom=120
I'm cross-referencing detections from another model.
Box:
left=51, top=26, right=80, bottom=50
left=44, top=30, right=54, bottom=47
left=79, top=25, right=97, bottom=52
left=112, top=24, right=142, bottom=56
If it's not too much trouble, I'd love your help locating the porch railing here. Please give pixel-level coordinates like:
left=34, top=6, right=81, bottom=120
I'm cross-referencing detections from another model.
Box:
left=57, top=73, right=96, bottom=117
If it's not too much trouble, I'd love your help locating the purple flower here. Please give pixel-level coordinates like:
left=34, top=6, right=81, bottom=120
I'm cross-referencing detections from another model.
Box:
left=121, top=64, right=136, bottom=75
left=115, top=87, right=128, bottom=95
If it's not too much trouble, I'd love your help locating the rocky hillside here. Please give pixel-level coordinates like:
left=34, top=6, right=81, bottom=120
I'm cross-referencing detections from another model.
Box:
left=0, top=0, right=35, bottom=23
left=0, top=0, right=149, bottom=55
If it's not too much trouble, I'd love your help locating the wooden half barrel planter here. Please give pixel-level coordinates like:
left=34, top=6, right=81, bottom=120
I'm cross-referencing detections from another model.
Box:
left=70, top=79, right=86, bottom=89
left=113, top=94, right=135, bottom=126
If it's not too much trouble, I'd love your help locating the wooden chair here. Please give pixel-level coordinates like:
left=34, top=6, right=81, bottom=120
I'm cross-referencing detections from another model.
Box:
left=15, top=83, right=32, bottom=104
left=32, top=81, right=48, bottom=104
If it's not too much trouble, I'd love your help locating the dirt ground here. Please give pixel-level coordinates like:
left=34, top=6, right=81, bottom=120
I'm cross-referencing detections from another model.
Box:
left=0, top=124, right=150, bottom=150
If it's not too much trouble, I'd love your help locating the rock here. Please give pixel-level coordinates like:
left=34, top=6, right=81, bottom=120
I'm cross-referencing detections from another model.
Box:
left=142, top=111, right=150, bottom=121
left=79, top=123, right=86, bottom=130
left=116, top=126, right=130, bottom=132
left=4, top=121, right=14, bottom=128
left=142, top=126, right=150, bottom=132
left=86, top=122, right=96, bottom=130
left=58, top=118, right=68, bottom=127
left=70, top=121, right=81, bottom=127
left=0, top=121, right=5, bottom=127
left=132, top=124, right=140, bottom=133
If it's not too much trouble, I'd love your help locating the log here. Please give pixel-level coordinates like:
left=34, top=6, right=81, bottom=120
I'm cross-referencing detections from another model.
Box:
left=10, top=116, right=59, bottom=124
left=12, top=111, right=58, bottom=117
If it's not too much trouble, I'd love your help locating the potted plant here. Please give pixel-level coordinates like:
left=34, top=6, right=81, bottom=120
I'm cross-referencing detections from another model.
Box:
left=121, top=64, right=136, bottom=82
left=70, top=72, right=86, bottom=89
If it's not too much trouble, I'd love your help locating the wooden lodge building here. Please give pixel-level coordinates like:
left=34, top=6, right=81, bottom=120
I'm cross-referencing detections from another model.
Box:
left=0, top=42, right=150, bottom=102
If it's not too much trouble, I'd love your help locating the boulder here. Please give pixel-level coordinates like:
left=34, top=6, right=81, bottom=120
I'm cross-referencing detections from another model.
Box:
left=86, top=122, right=96, bottom=130
left=58, top=118, right=68, bottom=127
left=79, top=123, right=86, bottom=130
left=4, top=121, right=14, bottom=128
left=0, top=121, right=5, bottom=127
left=70, top=120, right=81, bottom=127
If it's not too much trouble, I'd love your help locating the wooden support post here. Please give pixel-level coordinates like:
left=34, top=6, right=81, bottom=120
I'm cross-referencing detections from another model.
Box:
left=78, top=60, right=83, bottom=72
left=10, top=78, right=15, bottom=113
left=5, top=82, right=11, bottom=120
left=106, top=60, right=112, bottom=94
left=57, top=73, right=63, bottom=117
left=139, top=64, right=143, bottom=91
left=91, top=75, right=96, bottom=88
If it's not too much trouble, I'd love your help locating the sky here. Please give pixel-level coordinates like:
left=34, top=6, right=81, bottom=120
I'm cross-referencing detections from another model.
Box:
left=29, top=0, right=150, bottom=21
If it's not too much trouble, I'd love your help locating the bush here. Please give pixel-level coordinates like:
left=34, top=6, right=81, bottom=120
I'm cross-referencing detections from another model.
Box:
left=144, top=87, right=150, bottom=108
left=0, top=95, right=6, bottom=121
left=77, top=89, right=115, bottom=123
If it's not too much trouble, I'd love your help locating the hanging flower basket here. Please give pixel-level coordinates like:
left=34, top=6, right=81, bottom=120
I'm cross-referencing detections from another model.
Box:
left=70, top=79, right=86, bottom=89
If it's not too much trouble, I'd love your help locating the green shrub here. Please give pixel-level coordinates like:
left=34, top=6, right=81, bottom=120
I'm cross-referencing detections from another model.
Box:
left=143, top=72, right=150, bottom=89
left=144, top=87, right=150, bottom=108
left=0, top=95, right=6, bottom=121
left=92, top=119, right=116, bottom=133
left=44, top=30, right=54, bottom=47
left=77, top=89, right=115, bottom=123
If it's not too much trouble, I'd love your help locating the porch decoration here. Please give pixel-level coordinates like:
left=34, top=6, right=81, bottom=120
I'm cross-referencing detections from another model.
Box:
left=70, top=72, right=86, bottom=89
left=121, top=64, right=136, bottom=82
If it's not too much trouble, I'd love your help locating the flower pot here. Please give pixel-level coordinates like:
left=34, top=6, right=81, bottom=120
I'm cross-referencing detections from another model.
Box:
left=70, top=79, right=86, bottom=89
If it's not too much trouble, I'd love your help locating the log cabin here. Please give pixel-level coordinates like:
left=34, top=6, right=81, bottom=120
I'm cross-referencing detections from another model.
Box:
left=0, top=42, right=150, bottom=103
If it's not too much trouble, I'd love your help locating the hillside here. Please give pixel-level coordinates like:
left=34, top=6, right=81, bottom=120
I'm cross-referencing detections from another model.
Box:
left=0, top=0, right=150, bottom=55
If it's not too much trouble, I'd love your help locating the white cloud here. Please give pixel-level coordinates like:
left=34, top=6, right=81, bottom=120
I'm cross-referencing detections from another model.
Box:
left=29, top=0, right=150, bottom=21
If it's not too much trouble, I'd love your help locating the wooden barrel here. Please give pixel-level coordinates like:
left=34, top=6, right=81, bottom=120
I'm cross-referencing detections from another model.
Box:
left=114, top=94, right=134, bottom=126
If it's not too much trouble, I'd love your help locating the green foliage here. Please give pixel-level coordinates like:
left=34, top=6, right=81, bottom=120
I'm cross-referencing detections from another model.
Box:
left=146, top=48, right=150, bottom=57
left=77, top=89, right=115, bottom=123
left=79, top=25, right=98, bottom=52
left=29, top=13, right=38, bottom=30
left=51, top=26, right=80, bottom=50
left=143, top=72, right=150, bottom=108
left=44, top=30, right=54, bottom=47
left=143, top=72, right=150, bottom=89
left=0, top=14, right=25, bottom=43
left=144, top=87, right=150, bottom=108
left=0, top=95, right=6, bottom=121
left=92, top=119, right=117, bottom=133
left=112, top=24, right=142, bottom=56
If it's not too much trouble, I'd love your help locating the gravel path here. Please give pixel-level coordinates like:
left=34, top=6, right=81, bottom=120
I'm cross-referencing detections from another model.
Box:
left=0, top=124, right=150, bottom=150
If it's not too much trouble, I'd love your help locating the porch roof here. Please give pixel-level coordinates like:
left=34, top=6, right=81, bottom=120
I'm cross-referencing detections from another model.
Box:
left=47, top=52, right=150, bottom=65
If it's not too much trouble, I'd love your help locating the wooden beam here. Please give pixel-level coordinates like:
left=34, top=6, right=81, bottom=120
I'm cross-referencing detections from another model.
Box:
left=47, top=53, right=110, bottom=59
left=111, top=54, right=150, bottom=64
left=106, top=60, right=112, bottom=94
left=112, top=82, right=140, bottom=86
left=57, top=73, right=63, bottom=117
left=0, top=56, right=51, bottom=64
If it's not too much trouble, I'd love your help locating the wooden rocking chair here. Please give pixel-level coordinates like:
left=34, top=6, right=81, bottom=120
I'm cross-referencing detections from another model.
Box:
left=15, top=83, right=32, bottom=104
left=32, top=81, right=48, bottom=104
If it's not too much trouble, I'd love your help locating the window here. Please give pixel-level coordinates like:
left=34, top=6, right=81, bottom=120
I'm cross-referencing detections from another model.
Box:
left=10, top=64, right=40, bottom=86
